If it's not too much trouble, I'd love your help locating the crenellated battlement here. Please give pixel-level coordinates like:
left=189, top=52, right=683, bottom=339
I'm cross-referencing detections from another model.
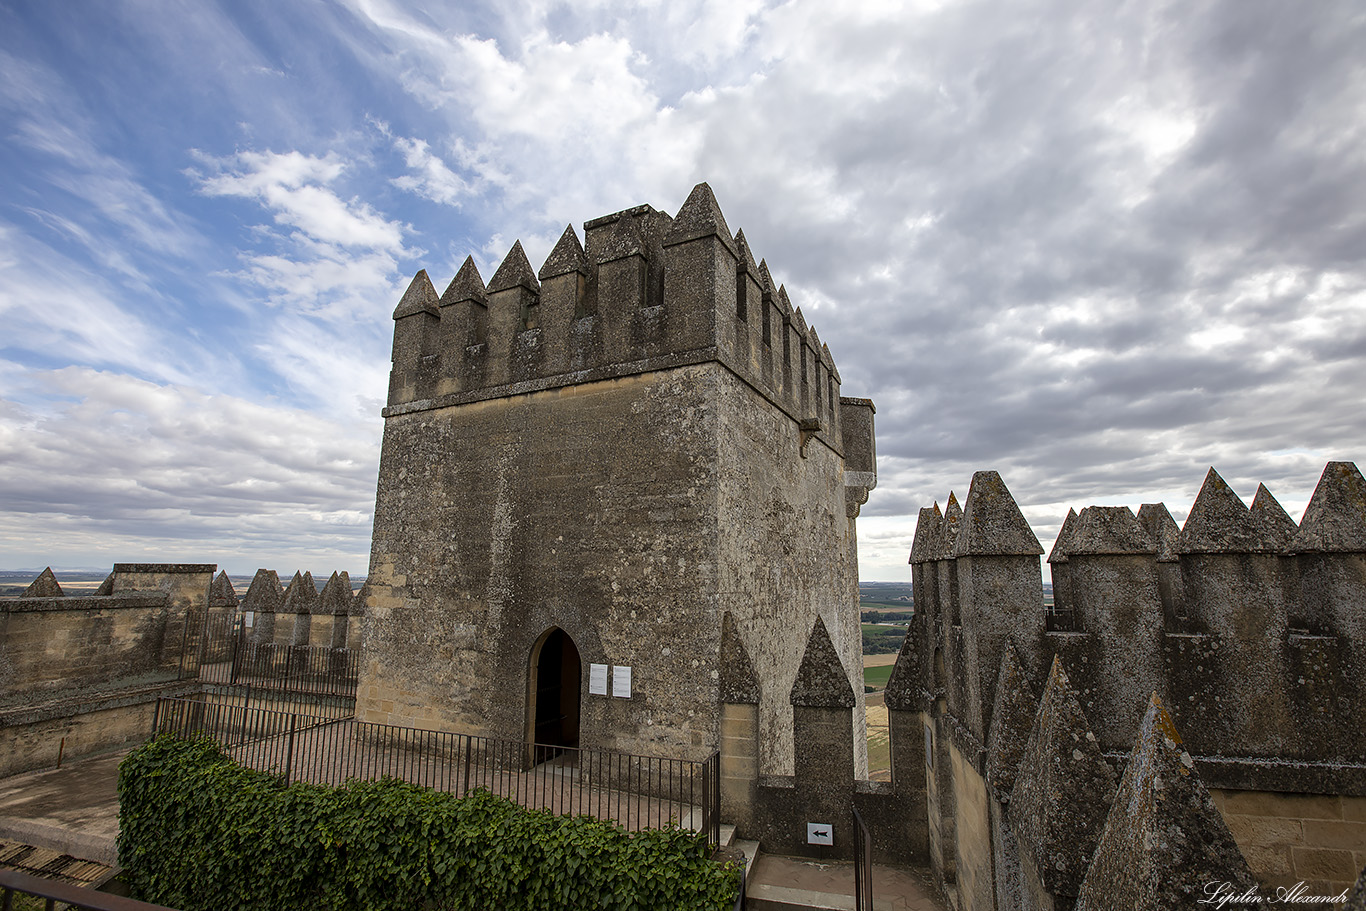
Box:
left=896, top=463, right=1366, bottom=902
left=384, top=183, right=849, bottom=455
left=907, top=461, right=1366, bottom=779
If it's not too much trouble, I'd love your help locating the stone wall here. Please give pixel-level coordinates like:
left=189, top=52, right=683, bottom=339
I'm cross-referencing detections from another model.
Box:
left=903, top=463, right=1366, bottom=909
left=0, top=563, right=213, bottom=775
left=361, top=185, right=873, bottom=770
left=0, top=594, right=178, bottom=703
left=720, top=616, right=929, bottom=866
left=1212, top=789, right=1366, bottom=895
left=362, top=366, right=724, bottom=757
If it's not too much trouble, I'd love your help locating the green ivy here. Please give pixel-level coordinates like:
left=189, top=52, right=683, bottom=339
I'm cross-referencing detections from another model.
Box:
left=118, top=736, right=739, bottom=911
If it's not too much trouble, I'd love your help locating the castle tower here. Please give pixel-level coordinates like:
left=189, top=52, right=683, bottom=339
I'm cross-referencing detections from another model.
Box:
left=358, top=184, right=877, bottom=772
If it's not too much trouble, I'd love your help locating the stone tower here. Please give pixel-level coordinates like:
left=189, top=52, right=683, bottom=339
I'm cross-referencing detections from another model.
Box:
left=357, top=184, right=877, bottom=772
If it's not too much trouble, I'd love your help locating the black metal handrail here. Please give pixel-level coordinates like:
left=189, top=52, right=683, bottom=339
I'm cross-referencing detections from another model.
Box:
left=192, top=622, right=358, bottom=700
left=853, top=805, right=873, bottom=911
left=0, top=869, right=179, bottom=911
left=153, top=697, right=723, bottom=847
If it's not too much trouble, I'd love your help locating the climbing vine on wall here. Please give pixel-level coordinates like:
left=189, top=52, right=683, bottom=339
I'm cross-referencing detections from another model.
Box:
left=118, top=736, right=739, bottom=911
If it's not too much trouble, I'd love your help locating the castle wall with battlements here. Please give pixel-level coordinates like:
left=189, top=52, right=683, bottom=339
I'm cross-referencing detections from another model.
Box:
left=359, top=185, right=876, bottom=772
left=0, top=563, right=213, bottom=777
left=896, top=462, right=1366, bottom=908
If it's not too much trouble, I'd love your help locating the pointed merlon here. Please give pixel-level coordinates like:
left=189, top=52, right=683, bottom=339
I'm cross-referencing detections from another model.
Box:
left=350, top=580, right=371, bottom=616
left=243, top=569, right=283, bottom=613
left=1293, top=461, right=1366, bottom=553
left=883, top=617, right=924, bottom=711
left=393, top=269, right=440, bottom=319
left=1074, top=694, right=1256, bottom=911
left=596, top=214, right=648, bottom=264
left=538, top=224, right=590, bottom=280
left=1010, top=656, right=1117, bottom=900
left=985, top=644, right=1039, bottom=802
left=1178, top=468, right=1260, bottom=554
left=1136, top=504, right=1180, bottom=562
left=1048, top=509, right=1079, bottom=564
left=790, top=616, right=856, bottom=708
left=909, top=505, right=944, bottom=564
left=734, top=229, right=760, bottom=273
left=441, top=256, right=489, bottom=307
left=777, top=284, right=794, bottom=320
left=791, top=304, right=808, bottom=336
left=955, top=470, right=1044, bottom=557
left=283, top=571, right=319, bottom=614
left=821, top=343, right=837, bottom=377
left=718, top=612, right=760, bottom=704
left=663, top=182, right=737, bottom=255
left=318, top=571, right=354, bottom=616
left=94, top=572, right=114, bottom=596
left=758, top=259, right=776, bottom=295
left=487, top=240, right=541, bottom=294
left=1249, top=484, right=1298, bottom=552
left=210, top=571, right=238, bottom=609
left=21, top=567, right=63, bottom=598
left=939, top=491, right=964, bottom=560
left=1068, top=506, right=1156, bottom=556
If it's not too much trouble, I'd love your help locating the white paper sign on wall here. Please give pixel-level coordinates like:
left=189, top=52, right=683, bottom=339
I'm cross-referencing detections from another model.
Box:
left=806, top=822, right=833, bottom=846
left=589, top=663, right=609, bottom=696
left=612, top=665, right=632, bottom=698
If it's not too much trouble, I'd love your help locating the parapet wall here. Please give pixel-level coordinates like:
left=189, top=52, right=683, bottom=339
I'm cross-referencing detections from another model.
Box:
left=0, top=563, right=214, bottom=776
left=0, top=563, right=215, bottom=706
left=902, top=462, right=1366, bottom=907
left=385, top=183, right=847, bottom=458
left=908, top=462, right=1366, bottom=783
left=235, top=568, right=361, bottom=652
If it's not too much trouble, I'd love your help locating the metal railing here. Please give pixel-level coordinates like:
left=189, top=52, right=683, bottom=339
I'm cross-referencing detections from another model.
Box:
left=153, top=697, right=722, bottom=847
left=192, top=622, right=358, bottom=700
left=0, top=869, right=179, bottom=911
left=1044, top=602, right=1083, bottom=633
left=853, top=806, right=873, bottom=911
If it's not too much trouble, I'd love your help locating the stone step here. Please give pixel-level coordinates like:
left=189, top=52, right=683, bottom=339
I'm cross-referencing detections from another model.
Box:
left=746, top=880, right=857, bottom=911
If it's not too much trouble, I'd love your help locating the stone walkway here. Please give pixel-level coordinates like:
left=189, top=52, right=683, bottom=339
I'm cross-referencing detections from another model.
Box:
left=0, top=749, right=124, bottom=865
left=745, top=853, right=948, bottom=911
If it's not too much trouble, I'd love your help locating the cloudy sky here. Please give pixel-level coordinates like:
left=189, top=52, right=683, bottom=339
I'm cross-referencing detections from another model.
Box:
left=1, top=0, right=1362, bottom=580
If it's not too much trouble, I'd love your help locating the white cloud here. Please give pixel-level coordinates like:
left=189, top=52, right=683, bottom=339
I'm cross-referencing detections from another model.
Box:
left=0, top=222, right=182, bottom=380
left=196, top=150, right=407, bottom=251
left=4, top=0, right=1365, bottom=577
left=390, top=136, right=474, bottom=205
left=0, top=367, right=380, bottom=573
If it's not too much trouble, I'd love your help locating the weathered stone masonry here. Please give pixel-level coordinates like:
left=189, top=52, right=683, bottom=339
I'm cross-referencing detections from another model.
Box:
left=902, top=463, right=1366, bottom=910
left=358, top=184, right=877, bottom=775
left=0, top=564, right=212, bottom=778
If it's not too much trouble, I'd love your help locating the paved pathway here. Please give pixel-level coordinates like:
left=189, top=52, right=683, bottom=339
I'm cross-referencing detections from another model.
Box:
left=0, top=750, right=125, bottom=865
left=746, top=854, right=948, bottom=911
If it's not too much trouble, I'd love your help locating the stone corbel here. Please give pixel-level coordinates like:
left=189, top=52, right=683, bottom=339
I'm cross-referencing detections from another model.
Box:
left=799, top=418, right=822, bottom=459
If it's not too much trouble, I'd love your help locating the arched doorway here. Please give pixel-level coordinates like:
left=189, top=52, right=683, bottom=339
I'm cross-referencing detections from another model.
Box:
left=528, top=627, right=581, bottom=764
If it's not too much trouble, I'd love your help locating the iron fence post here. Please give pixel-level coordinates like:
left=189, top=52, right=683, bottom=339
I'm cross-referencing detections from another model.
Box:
left=230, top=620, right=242, bottom=686
left=283, top=714, right=297, bottom=783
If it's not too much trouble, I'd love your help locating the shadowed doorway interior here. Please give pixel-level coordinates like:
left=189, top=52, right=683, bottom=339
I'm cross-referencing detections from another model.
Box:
left=529, top=627, right=581, bottom=764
